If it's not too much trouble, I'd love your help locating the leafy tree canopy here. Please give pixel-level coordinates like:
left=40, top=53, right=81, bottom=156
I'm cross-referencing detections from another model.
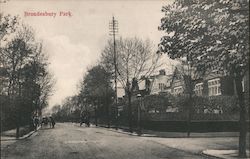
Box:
left=159, top=0, right=249, bottom=77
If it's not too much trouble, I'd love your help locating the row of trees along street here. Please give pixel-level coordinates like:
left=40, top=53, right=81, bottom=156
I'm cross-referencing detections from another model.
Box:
left=0, top=14, right=55, bottom=138
left=52, top=0, right=249, bottom=157
left=158, top=0, right=249, bottom=157
left=52, top=37, right=161, bottom=130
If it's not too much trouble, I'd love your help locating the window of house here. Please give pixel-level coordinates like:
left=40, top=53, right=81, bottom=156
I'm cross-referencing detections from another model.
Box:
left=173, top=86, right=183, bottom=95
left=158, top=83, right=165, bottom=91
left=208, top=78, right=221, bottom=96
left=173, top=80, right=182, bottom=87
left=194, top=83, right=203, bottom=96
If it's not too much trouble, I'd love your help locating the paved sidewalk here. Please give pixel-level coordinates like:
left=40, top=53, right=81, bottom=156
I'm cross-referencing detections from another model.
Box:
left=96, top=124, right=241, bottom=138
left=1, top=126, right=40, bottom=151
left=203, top=149, right=250, bottom=159
left=94, top=124, right=250, bottom=159
left=1, top=126, right=29, bottom=137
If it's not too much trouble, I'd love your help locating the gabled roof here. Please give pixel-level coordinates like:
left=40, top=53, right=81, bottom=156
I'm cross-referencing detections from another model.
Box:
left=203, top=69, right=224, bottom=80
left=149, top=73, right=172, bottom=87
left=170, top=66, right=227, bottom=87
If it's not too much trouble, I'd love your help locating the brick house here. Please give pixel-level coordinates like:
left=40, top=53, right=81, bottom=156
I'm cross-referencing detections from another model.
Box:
left=170, top=67, right=237, bottom=97
left=193, top=70, right=235, bottom=97
left=138, top=66, right=248, bottom=98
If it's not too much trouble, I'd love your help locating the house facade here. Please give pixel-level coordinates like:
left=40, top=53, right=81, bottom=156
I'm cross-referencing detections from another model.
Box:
left=193, top=70, right=235, bottom=97
left=149, top=69, right=172, bottom=95
left=119, top=66, right=249, bottom=115
left=169, top=67, right=236, bottom=97
left=170, top=67, right=185, bottom=95
left=137, top=66, right=249, bottom=98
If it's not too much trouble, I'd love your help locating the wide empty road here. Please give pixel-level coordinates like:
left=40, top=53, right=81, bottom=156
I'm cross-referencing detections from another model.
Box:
left=1, top=123, right=213, bottom=159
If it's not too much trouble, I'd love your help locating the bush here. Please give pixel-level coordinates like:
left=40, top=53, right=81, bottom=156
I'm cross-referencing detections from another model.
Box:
left=1, top=95, right=16, bottom=132
left=142, top=95, right=241, bottom=121
left=143, top=94, right=172, bottom=113
left=171, top=95, right=190, bottom=112
left=192, top=95, right=238, bottom=114
left=170, top=95, right=238, bottom=114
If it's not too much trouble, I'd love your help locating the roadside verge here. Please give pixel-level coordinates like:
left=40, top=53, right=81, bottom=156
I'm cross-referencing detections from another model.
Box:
left=202, top=149, right=250, bottom=159
left=1, top=126, right=40, bottom=150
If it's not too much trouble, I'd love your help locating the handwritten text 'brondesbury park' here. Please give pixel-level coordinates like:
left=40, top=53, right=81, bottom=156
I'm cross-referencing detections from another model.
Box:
left=24, top=11, right=72, bottom=18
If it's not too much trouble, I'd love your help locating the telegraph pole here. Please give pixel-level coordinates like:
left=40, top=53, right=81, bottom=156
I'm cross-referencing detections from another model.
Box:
left=109, top=16, right=118, bottom=129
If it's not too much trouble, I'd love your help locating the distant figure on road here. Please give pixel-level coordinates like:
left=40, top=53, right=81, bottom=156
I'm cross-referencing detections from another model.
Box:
left=80, top=114, right=85, bottom=126
left=41, top=116, right=49, bottom=128
left=33, top=116, right=39, bottom=130
left=80, top=112, right=90, bottom=127
left=84, top=112, right=90, bottom=127
left=30, top=116, right=35, bottom=131
left=49, top=116, right=56, bottom=128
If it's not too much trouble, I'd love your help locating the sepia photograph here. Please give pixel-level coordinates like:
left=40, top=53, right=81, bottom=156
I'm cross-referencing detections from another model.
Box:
left=0, top=0, right=249, bottom=158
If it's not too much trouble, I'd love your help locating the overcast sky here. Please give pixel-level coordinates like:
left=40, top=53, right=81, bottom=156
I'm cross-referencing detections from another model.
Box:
left=2, top=0, right=175, bottom=108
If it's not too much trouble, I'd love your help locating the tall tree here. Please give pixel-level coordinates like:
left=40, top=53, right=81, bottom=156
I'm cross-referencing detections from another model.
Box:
left=1, top=15, right=54, bottom=137
left=172, top=63, right=195, bottom=137
left=159, top=0, right=249, bottom=157
left=0, top=14, right=19, bottom=131
left=101, top=37, right=160, bottom=132
left=2, top=25, right=35, bottom=137
left=78, top=65, right=114, bottom=126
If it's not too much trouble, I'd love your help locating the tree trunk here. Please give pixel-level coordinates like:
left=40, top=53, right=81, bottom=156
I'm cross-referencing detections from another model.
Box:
left=128, top=91, right=132, bottom=133
left=106, top=96, right=110, bottom=128
left=137, top=98, right=141, bottom=135
left=94, top=107, right=97, bottom=127
left=16, top=109, right=20, bottom=139
left=16, top=126, right=20, bottom=138
left=187, top=93, right=192, bottom=138
left=235, top=77, right=247, bottom=158
left=185, top=74, right=193, bottom=138
left=187, top=107, right=191, bottom=137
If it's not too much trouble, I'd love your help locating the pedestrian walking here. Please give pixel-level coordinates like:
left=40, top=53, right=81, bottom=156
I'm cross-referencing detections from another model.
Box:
left=50, top=116, right=56, bottom=128
left=33, top=116, right=39, bottom=130
left=30, top=116, right=35, bottom=131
